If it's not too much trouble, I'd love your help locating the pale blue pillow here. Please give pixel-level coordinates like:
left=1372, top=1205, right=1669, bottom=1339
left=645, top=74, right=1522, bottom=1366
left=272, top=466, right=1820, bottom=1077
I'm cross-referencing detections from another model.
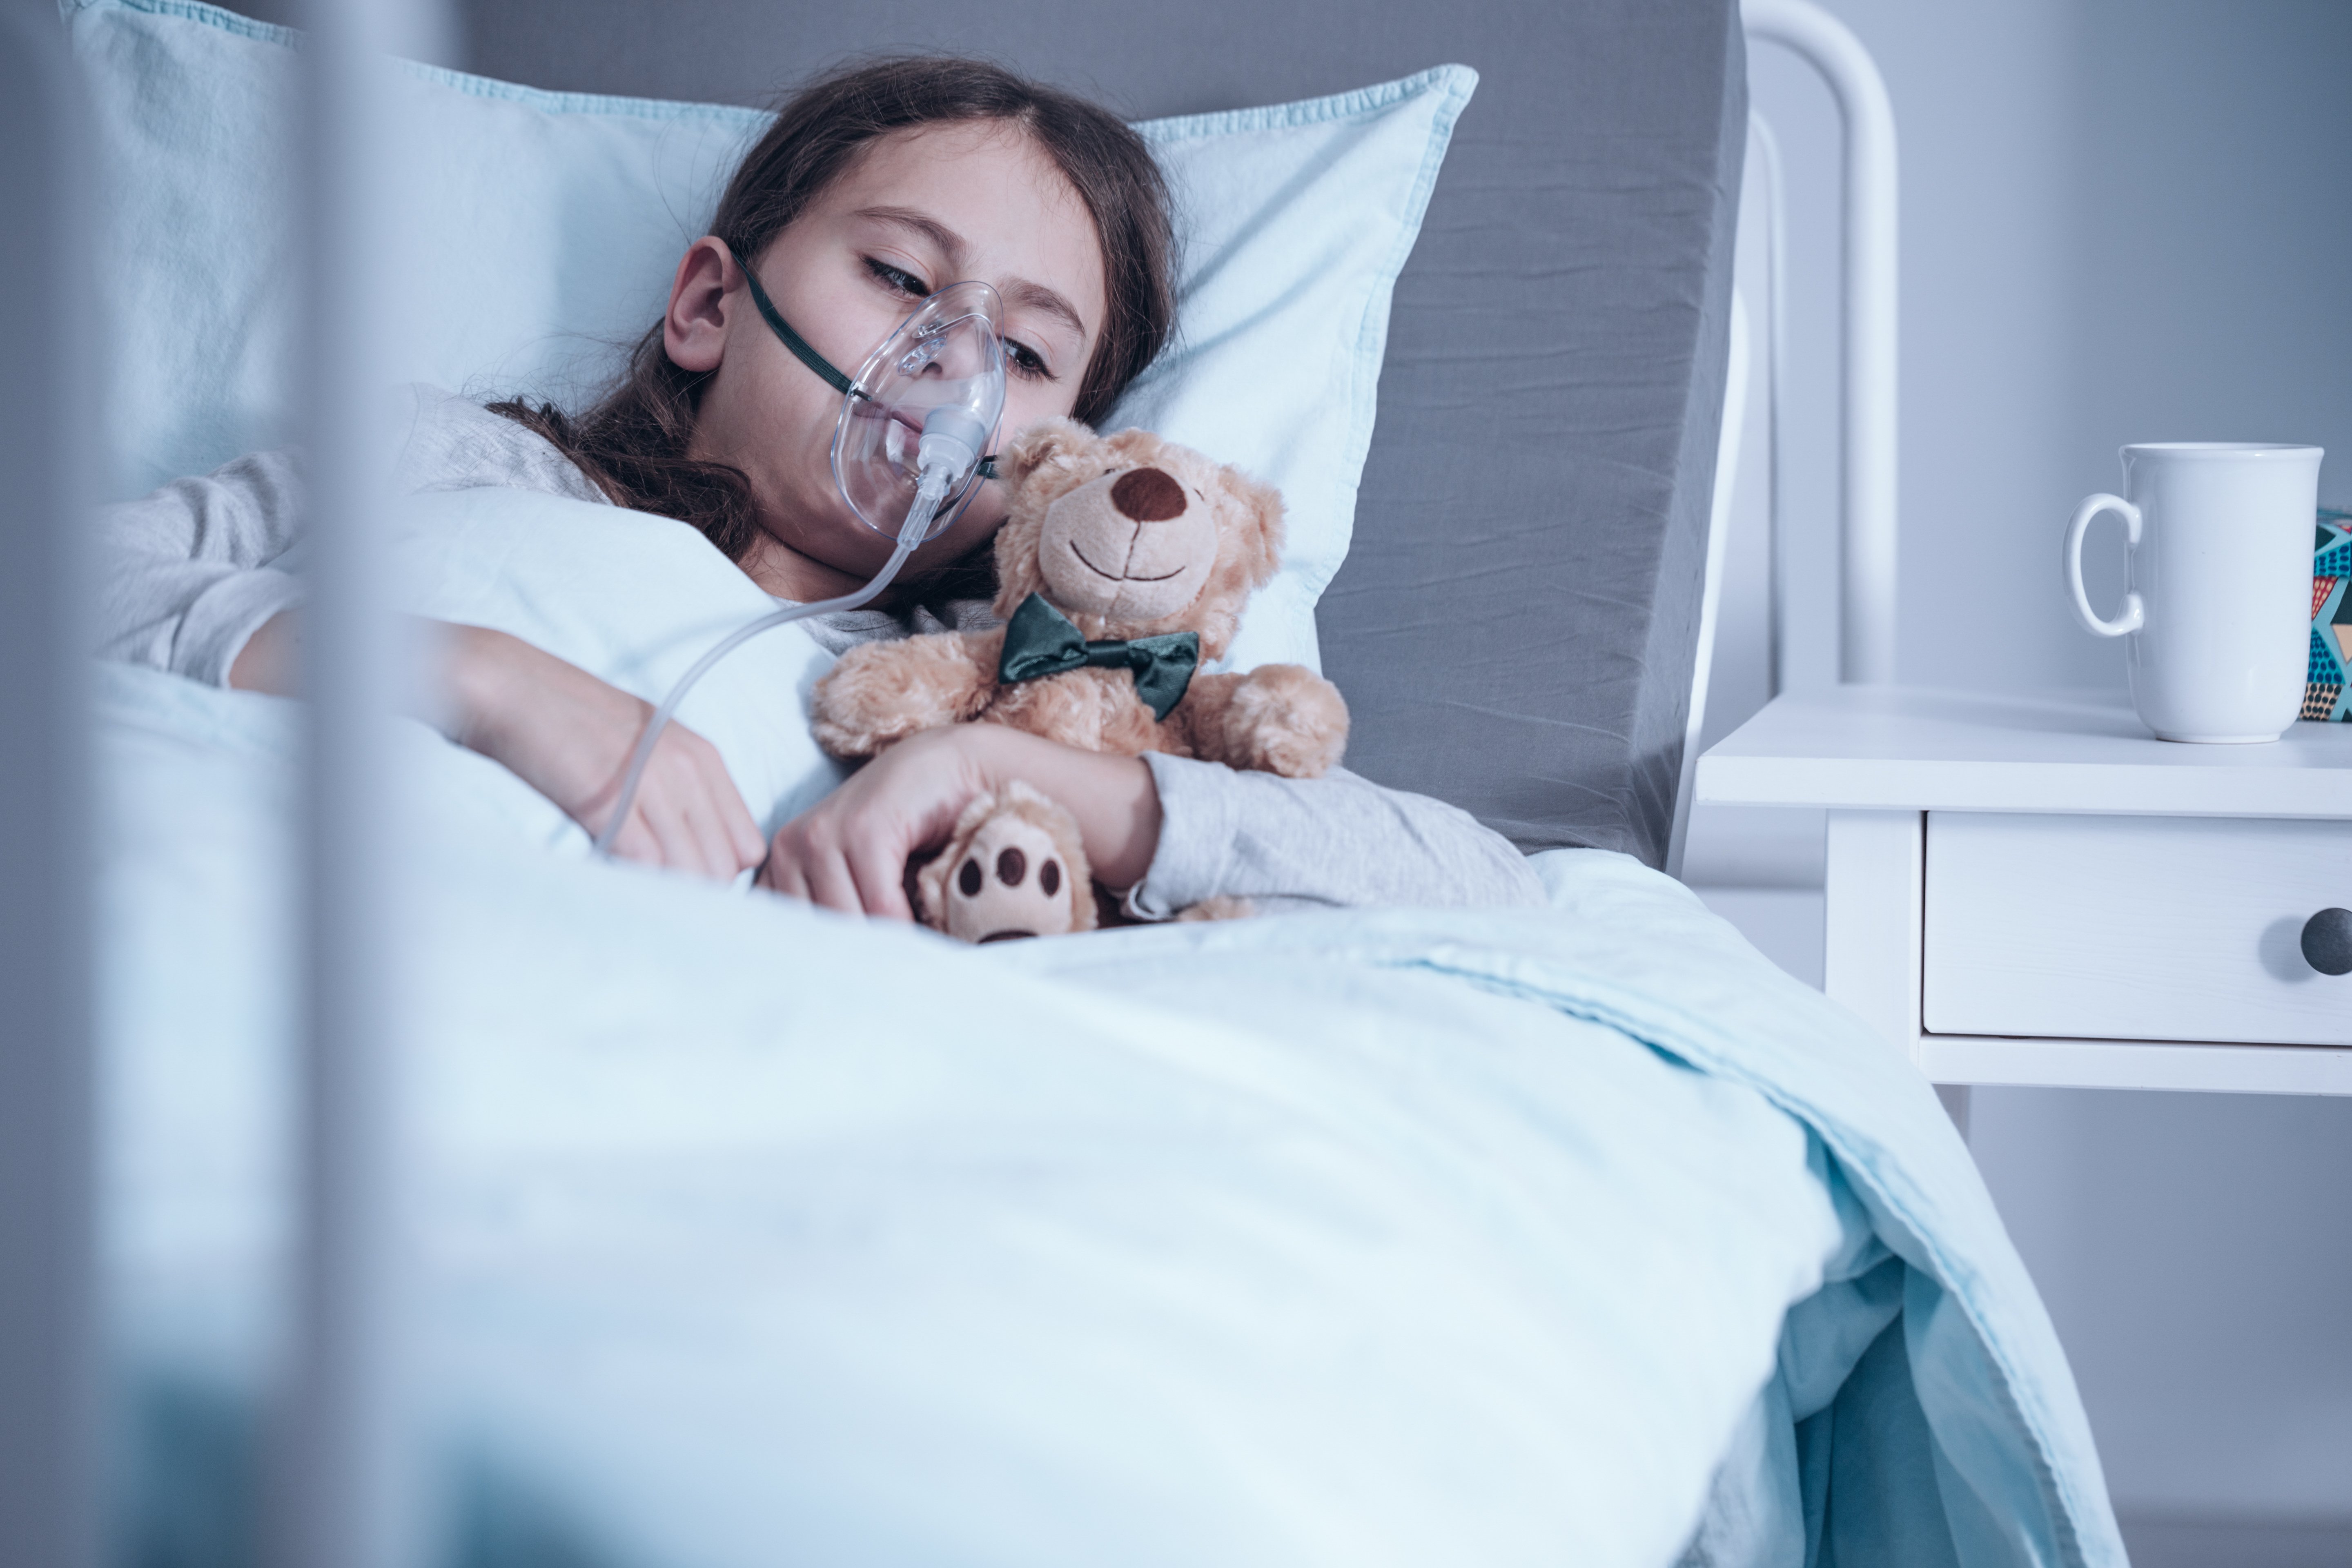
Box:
left=68, top=0, right=1472, bottom=670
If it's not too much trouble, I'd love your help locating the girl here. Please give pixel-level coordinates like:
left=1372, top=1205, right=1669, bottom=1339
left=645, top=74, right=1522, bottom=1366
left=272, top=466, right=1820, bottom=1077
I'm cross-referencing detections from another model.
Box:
left=99, top=57, right=1540, bottom=920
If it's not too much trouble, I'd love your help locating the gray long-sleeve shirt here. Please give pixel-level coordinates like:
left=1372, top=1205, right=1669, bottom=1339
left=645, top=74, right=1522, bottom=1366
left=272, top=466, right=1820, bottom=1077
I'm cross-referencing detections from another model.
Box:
left=95, top=387, right=1543, bottom=916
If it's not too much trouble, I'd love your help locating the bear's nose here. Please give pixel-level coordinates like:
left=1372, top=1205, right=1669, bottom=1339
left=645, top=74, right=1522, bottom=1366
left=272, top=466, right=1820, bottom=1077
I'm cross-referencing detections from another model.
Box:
left=1109, top=466, right=1186, bottom=523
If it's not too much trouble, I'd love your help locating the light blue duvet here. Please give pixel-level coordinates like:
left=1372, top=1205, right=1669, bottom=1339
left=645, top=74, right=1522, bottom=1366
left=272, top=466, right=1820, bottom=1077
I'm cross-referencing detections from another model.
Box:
left=99, top=663, right=2124, bottom=1567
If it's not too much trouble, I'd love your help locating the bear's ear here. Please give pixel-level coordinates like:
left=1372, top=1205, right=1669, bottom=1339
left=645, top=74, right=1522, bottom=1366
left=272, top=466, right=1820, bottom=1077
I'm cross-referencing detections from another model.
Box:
left=1099, top=426, right=1169, bottom=464
left=1218, top=465, right=1287, bottom=592
left=999, top=416, right=1100, bottom=490
left=1185, top=464, right=1287, bottom=664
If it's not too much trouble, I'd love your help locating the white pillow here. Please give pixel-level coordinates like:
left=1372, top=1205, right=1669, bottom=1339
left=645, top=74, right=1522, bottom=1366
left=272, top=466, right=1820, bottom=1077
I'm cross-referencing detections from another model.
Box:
left=69, top=0, right=1473, bottom=671
left=392, top=486, right=844, bottom=852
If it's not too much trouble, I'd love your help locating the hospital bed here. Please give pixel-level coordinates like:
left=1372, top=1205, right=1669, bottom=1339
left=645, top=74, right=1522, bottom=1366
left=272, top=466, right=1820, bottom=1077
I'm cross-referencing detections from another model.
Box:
left=0, top=1, right=2124, bottom=1564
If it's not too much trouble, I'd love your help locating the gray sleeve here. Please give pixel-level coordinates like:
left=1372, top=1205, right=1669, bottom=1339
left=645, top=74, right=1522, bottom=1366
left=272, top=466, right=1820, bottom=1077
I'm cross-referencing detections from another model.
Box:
left=1127, top=753, right=1548, bottom=919
left=89, top=388, right=610, bottom=689
left=94, top=449, right=307, bottom=687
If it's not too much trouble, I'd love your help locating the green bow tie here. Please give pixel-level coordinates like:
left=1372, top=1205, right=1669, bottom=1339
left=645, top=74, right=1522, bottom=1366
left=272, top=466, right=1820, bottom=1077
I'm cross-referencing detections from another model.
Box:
left=996, top=593, right=1200, bottom=721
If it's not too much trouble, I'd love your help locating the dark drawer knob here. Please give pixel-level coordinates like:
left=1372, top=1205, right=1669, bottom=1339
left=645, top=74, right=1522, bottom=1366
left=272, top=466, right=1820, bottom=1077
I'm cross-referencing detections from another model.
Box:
left=2300, top=908, right=2352, bottom=976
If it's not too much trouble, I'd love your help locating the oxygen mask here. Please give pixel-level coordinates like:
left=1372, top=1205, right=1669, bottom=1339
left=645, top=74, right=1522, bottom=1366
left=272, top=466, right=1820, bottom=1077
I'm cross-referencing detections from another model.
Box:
left=833, top=278, right=1006, bottom=541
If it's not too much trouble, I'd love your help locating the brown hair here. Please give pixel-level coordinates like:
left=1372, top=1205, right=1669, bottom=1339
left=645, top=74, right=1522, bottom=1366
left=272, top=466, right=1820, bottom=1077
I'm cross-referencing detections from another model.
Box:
left=491, top=56, right=1178, bottom=577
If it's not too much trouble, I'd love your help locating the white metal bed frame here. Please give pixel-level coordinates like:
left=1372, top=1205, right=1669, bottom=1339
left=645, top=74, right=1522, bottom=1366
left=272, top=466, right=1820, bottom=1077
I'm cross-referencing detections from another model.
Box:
left=1669, top=0, right=1899, bottom=875
left=2, top=10, right=100, bottom=1567
left=0, top=2, right=1899, bottom=1561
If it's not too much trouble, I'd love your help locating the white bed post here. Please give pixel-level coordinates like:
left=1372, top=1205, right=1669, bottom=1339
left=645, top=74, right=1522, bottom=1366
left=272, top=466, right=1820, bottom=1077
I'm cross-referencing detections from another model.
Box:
left=1744, top=111, right=1792, bottom=699
left=1739, top=0, right=1900, bottom=686
left=1667, top=291, right=1751, bottom=881
left=282, top=1, right=443, bottom=1565
left=0, top=13, right=99, bottom=1568
left=1678, top=3, right=1898, bottom=875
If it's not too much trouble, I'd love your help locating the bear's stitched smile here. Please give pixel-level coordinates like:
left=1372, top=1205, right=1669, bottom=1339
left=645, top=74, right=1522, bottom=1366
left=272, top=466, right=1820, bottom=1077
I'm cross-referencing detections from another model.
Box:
left=1069, top=537, right=1186, bottom=584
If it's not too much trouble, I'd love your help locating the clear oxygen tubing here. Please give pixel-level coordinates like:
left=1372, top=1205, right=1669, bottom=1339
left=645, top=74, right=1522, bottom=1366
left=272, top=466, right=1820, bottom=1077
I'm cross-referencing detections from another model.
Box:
left=589, top=408, right=981, bottom=860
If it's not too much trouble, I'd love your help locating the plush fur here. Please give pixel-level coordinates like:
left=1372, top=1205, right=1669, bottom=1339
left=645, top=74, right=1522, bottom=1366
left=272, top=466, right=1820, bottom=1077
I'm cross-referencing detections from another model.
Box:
left=813, top=420, right=1349, bottom=937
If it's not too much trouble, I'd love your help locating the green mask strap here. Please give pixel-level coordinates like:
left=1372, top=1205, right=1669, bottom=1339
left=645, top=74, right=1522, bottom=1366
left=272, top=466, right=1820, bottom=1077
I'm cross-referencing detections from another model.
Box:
left=729, top=243, right=857, bottom=399
left=728, top=244, right=999, bottom=481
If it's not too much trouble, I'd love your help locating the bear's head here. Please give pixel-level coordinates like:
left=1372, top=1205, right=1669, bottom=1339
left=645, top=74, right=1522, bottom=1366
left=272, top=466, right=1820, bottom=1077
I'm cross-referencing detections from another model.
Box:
left=989, top=419, right=1285, bottom=662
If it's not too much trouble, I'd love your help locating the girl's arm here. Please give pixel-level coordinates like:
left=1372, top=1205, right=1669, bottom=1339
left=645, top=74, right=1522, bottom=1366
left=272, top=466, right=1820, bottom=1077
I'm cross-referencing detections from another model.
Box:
left=437, top=624, right=766, bottom=880
left=1127, top=753, right=1546, bottom=917
left=99, top=450, right=308, bottom=686
left=231, top=613, right=765, bottom=882
left=759, top=724, right=1159, bottom=919
left=113, top=451, right=760, bottom=881
left=759, top=723, right=1543, bottom=922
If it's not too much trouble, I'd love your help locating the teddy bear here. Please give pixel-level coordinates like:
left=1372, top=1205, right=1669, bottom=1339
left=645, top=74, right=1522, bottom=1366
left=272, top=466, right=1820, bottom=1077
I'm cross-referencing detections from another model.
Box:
left=815, top=418, right=1350, bottom=940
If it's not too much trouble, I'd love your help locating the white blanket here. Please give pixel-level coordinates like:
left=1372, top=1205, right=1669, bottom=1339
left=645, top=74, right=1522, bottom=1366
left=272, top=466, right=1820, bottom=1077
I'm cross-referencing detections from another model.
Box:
left=98, top=664, right=2122, bottom=1567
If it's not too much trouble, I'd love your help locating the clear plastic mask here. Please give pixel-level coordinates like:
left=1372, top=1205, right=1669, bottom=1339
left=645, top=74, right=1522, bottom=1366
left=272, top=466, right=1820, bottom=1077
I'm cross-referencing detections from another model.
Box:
left=833, top=278, right=1007, bottom=542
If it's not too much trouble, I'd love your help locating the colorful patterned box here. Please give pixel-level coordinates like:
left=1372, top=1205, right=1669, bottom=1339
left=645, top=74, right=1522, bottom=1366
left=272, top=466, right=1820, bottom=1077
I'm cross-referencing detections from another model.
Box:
left=2303, top=508, right=2352, bottom=720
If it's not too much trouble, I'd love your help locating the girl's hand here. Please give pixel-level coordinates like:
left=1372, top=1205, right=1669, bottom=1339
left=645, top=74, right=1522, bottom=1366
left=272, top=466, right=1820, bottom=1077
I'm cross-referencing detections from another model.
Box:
left=757, top=726, right=989, bottom=920
left=760, top=724, right=1163, bottom=921
left=443, top=623, right=765, bottom=880
left=232, top=613, right=764, bottom=879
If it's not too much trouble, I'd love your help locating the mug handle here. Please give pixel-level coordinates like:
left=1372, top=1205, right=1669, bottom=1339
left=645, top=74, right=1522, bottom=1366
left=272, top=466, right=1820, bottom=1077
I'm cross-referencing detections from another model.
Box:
left=2065, top=492, right=2145, bottom=637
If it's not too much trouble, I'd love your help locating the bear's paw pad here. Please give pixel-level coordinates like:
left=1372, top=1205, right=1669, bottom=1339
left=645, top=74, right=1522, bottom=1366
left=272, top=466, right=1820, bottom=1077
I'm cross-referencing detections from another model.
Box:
left=940, top=812, right=1080, bottom=943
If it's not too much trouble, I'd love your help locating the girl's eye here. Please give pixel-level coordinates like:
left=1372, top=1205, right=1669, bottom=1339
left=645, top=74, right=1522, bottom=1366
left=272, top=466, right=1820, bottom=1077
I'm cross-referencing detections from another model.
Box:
left=864, top=257, right=930, bottom=298
left=867, top=257, right=1054, bottom=382
left=1003, top=338, right=1051, bottom=381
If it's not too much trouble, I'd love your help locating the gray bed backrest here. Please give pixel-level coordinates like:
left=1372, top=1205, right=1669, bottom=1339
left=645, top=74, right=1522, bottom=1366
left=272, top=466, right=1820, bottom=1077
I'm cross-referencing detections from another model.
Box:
left=461, top=0, right=1746, bottom=865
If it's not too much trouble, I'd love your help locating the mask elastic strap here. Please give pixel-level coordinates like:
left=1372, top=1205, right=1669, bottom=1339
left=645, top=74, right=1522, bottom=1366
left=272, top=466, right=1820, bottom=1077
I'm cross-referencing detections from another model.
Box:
left=727, top=243, right=1000, bottom=481
left=728, top=244, right=860, bottom=399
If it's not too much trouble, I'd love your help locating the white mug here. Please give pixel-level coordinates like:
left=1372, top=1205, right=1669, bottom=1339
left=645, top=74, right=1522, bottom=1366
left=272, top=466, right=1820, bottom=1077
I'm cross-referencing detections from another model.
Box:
left=2066, top=442, right=2323, bottom=743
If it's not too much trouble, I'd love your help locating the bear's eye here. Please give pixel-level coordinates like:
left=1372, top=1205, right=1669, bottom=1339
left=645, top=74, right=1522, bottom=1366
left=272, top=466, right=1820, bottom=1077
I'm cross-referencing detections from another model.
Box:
left=958, top=858, right=984, bottom=898
left=1040, top=860, right=1061, bottom=898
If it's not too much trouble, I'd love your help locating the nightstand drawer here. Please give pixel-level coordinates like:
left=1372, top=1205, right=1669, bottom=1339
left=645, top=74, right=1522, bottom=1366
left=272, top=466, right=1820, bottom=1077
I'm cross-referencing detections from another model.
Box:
left=1923, top=813, right=2352, bottom=1047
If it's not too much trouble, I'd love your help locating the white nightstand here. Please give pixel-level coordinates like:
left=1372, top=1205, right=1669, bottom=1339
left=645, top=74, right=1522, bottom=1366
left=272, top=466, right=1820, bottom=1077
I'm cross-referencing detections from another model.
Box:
left=1696, top=685, right=2352, bottom=1097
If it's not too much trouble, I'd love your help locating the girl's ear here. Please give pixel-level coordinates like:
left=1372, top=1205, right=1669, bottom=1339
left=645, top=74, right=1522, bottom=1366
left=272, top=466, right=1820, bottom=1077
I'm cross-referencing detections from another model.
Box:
left=1000, top=416, right=1099, bottom=489
left=664, top=237, right=735, bottom=373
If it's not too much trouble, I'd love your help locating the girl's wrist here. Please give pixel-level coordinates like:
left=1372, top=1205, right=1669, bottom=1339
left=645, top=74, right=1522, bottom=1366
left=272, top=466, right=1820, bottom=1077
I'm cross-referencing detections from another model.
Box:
left=945, top=722, right=1161, bottom=889
left=953, top=719, right=1043, bottom=792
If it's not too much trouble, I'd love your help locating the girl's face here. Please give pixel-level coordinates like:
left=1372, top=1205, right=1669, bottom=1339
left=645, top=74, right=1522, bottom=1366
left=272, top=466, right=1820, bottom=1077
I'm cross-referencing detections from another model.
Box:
left=664, top=121, right=1108, bottom=600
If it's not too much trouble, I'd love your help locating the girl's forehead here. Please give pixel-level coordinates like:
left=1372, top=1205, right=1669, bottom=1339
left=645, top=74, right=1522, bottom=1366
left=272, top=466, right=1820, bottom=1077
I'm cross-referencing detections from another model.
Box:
left=834, top=126, right=1071, bottom=224
left=827, top=122, right=1105, bottom=345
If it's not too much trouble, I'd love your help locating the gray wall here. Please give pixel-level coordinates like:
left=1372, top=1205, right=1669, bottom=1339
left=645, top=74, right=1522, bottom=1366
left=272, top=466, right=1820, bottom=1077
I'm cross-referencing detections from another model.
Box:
left=1718, top=0, right=2352, bottom=1526
left=1739, top=0, right=2352, bottom=705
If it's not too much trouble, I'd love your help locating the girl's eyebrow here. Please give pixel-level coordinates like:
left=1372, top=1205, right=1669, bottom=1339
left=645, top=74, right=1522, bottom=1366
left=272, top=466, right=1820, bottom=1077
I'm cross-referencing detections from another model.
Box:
left=998, top=279, right=1088, bottom=346
left=853, top=205, right=1089, bottom=346
left=856, top=205, right=967, bottom=267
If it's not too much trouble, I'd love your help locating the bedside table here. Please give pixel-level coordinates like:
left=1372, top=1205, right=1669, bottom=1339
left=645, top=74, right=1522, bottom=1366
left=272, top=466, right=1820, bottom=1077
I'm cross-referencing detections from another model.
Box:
left=1695, top=685, right=2352, bottom=1097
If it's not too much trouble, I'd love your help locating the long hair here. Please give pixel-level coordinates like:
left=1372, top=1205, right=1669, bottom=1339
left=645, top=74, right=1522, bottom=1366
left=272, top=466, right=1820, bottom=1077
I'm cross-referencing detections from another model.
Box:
left=490, top=58, right=1178, bottom=579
